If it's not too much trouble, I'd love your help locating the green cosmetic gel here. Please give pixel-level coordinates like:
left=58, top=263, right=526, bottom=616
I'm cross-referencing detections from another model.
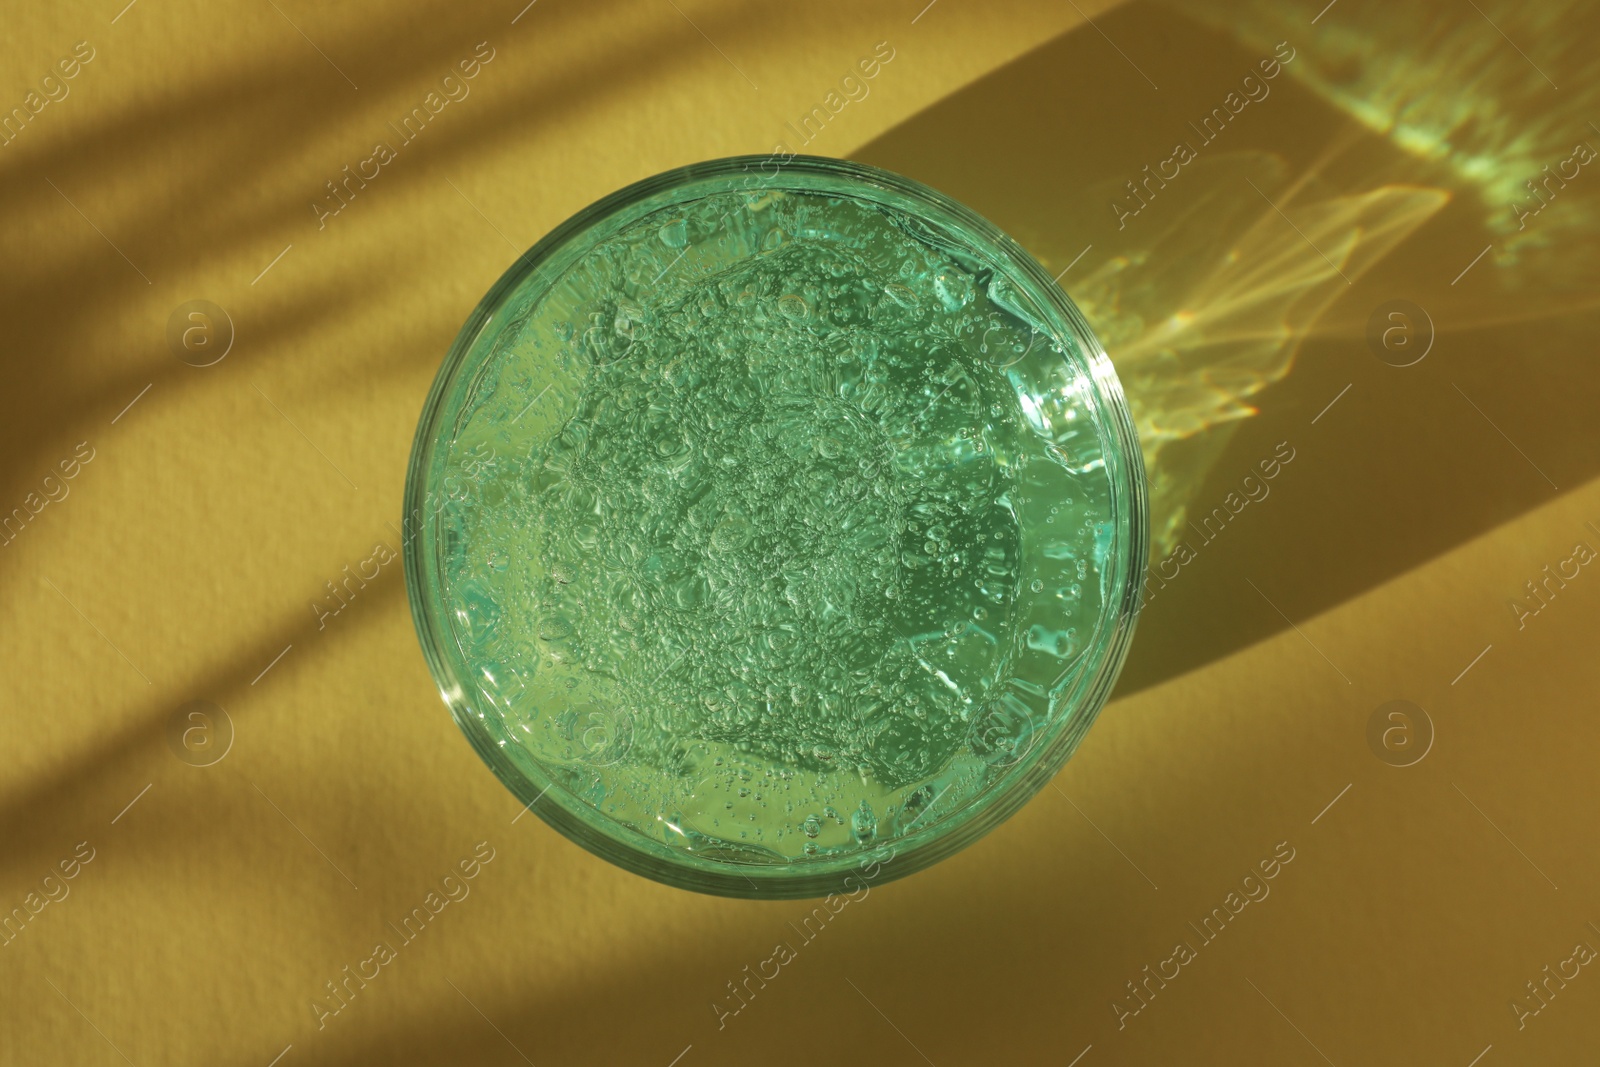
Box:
left=404, top=158, right=1147, bottom=897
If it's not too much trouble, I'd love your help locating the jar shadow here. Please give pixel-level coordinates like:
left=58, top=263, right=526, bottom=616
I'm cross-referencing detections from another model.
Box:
left=853, top=0, right=1600, bottom=695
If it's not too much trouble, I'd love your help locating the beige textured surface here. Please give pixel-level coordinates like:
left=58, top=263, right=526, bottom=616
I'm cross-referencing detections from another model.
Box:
left=3, top=0, right=1597, bottom=1064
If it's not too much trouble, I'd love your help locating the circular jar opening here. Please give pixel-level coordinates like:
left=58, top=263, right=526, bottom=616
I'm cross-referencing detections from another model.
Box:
left=403, top=156, right=1148, bottom=898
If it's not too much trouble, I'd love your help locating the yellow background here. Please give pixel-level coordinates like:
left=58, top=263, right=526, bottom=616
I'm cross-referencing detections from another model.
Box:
left=3, top=1, right=1598, bottom=1064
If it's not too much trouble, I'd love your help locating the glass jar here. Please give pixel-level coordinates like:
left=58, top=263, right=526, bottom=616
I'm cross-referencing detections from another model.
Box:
left=403, top=156, right=1147, bottom=898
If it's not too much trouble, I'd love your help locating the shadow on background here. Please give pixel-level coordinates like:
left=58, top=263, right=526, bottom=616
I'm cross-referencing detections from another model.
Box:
left=0, top=0, right=758, bottom=544
left=0, top=0, right=671, bottom=856
left=854, top=0, right=1600, bottom=695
